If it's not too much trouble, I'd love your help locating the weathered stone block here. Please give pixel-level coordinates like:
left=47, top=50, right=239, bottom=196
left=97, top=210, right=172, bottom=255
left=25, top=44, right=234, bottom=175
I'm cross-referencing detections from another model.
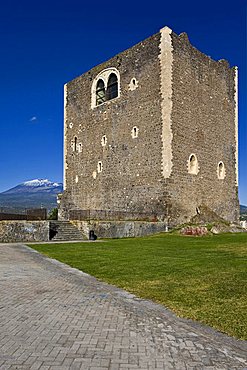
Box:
left=0, top=221, right=49, bottom=242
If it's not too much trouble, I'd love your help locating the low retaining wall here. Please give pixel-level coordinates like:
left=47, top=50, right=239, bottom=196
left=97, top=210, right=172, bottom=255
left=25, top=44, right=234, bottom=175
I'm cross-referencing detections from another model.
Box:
left=0, top=221, right=49, bottom=242
left=71, top=220, right=167, bottom=239
left=0, top=220, right=167, bottom=242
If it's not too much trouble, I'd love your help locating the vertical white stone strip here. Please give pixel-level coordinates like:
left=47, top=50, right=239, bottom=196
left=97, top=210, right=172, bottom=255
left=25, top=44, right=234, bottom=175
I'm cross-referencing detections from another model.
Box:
left=234, top=67, right=238, bottom=187
left=159, top=26, right=173, bottom=178
left=63, top=84, right=68, bottom=190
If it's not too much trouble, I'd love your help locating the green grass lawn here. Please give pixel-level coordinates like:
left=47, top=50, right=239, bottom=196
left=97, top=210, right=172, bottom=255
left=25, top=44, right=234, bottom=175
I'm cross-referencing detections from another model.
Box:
left=29, top=233, right=247, bottom=340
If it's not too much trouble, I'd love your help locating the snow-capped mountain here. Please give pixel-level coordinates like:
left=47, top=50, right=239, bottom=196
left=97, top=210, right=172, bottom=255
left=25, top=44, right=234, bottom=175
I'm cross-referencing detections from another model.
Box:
left=23, top=179, right=61, bottom=188
left=0, top=179, right=63, bottom=211
left=2, top=179, right=63, bottom=194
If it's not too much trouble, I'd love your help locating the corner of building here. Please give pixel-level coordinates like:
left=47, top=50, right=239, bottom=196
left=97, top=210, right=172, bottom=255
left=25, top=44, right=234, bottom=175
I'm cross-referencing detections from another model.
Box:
left=159, top=26, right=173, bottom=180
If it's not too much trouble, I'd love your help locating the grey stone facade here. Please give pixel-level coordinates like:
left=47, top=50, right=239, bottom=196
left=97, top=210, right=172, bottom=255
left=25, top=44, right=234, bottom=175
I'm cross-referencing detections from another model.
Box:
left=59, top=26, right=239, bottom=228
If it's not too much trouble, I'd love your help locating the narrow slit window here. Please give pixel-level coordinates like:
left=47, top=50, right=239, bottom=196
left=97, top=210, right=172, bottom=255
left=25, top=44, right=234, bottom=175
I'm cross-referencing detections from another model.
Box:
left=73, top=136, right=77, bottom=152
left=97, top=161, right=102, bottom=173
left=131, top=126, right=139, bottom=138
left=101, top=135, right=107, bottom=146
left=96, top=79, right=106, bottom=106
left=107, top=73, right=118, bottom=100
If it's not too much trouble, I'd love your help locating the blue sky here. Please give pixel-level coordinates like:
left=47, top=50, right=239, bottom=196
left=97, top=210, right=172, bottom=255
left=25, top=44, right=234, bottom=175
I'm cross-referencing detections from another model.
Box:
left=0, top=0, right=246, bottom=204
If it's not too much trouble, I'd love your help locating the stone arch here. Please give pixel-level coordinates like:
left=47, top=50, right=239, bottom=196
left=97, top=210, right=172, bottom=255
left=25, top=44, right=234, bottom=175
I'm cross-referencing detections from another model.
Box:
left=188, top=153, right=199, bottom=175
left=91, top=68, right=120, bottom=108
left=218, top=161, right=226, bottom=179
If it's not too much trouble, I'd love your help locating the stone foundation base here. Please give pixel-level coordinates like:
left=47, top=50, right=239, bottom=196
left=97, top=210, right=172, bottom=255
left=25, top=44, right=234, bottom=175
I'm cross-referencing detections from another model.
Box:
left=71, top=220, right=168, bottom=239
left=0, top=220, right=168, bottom=242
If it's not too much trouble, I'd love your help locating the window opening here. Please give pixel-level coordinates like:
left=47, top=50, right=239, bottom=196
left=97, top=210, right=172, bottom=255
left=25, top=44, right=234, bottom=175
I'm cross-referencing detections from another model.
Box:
left=188, top=154, right=199, bottom=175
left=129, top=77, right=138, bottom=91
left=101, top=135, right=107, bottom=146
left=92, top=68, right=120, bottom=108
left=97, top=161, right=102, bottom=173
left=131, top=126, right=139, bottom=138
left=73, top=137, right=77, bottom=152
left=218, top=161, right=226, bottom=179
left=96, top=79, right=106, bottom=106
left=107, top=73, right=118, bottom=100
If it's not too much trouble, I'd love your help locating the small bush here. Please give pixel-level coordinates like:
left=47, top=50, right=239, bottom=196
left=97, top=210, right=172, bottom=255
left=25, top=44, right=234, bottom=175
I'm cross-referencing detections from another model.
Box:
left=48, top=208, right=58, bottom=220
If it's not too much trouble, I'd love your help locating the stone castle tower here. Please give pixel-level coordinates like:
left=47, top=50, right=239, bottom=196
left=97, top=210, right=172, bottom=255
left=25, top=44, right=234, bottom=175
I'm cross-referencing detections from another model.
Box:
left=59, top=26, right=239, bottom=231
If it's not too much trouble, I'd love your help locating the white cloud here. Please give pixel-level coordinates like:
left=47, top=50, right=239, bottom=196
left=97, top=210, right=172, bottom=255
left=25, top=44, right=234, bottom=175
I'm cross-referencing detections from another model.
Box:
left=29, top=116, right=37, bottom=122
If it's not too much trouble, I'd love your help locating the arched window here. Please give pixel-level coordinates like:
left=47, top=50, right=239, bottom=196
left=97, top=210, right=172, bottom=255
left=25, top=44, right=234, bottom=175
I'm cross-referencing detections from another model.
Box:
left=188, top=154, right=199, bottom=175
left=96, top=79, right=106, bottom=106
left=107, top=73, right=118, bottom=100
left=91, top=68, right=120, bottom=109
left=218, top=161, right=226, bottom=179
left=129, top=77, right=138, bottom=91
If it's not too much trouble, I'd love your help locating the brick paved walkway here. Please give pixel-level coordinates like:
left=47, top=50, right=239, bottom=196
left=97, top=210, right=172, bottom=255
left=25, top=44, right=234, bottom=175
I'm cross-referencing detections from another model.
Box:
left=0, top=243, right=246, bottom=370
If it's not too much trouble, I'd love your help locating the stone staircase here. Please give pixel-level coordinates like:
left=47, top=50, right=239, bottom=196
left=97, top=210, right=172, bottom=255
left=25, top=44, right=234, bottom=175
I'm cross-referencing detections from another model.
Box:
left=49, top=221, right=86, bottom=241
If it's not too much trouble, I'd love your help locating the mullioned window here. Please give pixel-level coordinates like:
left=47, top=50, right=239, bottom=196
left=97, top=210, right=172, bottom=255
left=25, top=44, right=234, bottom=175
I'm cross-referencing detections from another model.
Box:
left=91, top=68, right=120, bottom=108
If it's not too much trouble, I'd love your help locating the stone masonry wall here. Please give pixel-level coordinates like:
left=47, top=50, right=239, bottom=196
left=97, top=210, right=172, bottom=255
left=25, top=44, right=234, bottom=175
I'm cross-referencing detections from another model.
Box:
left=165, top=32, right=239, bottom=225
left=0, top=221, right=49, bottom=243
left=62, top=31, right=169, bottom=219
left=60, top=27, right=239, bottom=228
left=72, top=220, right=167, bottom=239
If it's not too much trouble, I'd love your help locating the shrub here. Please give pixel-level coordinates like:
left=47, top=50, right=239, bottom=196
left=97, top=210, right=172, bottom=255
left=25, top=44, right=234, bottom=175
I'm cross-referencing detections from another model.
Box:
left=48, top=208, right=58, bottom=220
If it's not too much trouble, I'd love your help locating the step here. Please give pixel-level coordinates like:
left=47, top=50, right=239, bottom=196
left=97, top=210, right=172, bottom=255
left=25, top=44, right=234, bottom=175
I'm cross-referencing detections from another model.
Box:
left=49, top=221, right=86, bottom=241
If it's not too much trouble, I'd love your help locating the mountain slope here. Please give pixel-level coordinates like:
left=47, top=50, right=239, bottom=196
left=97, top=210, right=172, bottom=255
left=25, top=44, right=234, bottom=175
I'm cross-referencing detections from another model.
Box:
left=240, top=205, right=247, bottom=214
left=0, top=179, right=63, bottom=211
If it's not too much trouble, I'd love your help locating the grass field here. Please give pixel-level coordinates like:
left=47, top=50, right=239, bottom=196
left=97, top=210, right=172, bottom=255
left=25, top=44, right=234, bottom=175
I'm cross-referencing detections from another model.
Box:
left=29, top=233, right=247, bottom=340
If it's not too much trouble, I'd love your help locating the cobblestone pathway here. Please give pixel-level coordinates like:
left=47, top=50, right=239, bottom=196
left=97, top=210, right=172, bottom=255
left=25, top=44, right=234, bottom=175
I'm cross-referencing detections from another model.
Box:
left=0, top=243, right=246, bottom=370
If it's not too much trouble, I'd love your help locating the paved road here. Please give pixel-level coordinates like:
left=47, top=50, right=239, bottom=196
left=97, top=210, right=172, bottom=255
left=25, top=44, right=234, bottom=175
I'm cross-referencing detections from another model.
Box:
left=0, top=243, right=246, bottom=370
